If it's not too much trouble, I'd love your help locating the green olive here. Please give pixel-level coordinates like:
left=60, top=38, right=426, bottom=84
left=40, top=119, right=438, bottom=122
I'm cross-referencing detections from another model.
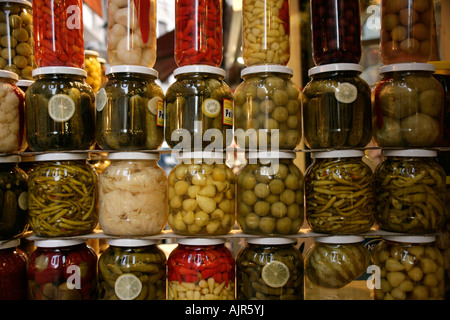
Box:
left=271, top=202, right=287, bottom=218
left=13, top=54, right=27, bottom=68
left=268, top=179, right=284, bottom=195
left=259, top=216, right=275, bottom=233
left=245, top=212, right=260, bottom=229
left=272, top=89, right=289, bottom=105
left=254, top=201, right=270, bottom=216
left=12, top=28, right=28, bottom=42
left=276, top=216, right=292, bottom=234
left=9, top=15, right=22, bottom=28
left=280, top=189, right=296, bottom=205
left=254, top=183, right=270, bottom=198
left=15, top=42, right=31, bottom=56
left=271, top=106, right=288, bottom=122
left=20, top=11, right=32, bottom=25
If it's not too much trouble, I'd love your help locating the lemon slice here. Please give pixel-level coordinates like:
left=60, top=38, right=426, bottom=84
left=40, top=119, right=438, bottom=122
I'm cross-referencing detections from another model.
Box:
left=114, top=273, right=142, bottom=300
left=18, top=192, right=28, bottom=211
left=48, top=94, right=75, bottom=122
left=262, top=261, right=290, bottom=288
left=96, top=88, right=107, bottom=112
left=148, top=96, right=162, bottom=115
left=335, top=82, right=357, bottom=104
left=202, top=98, right=221, bottom=118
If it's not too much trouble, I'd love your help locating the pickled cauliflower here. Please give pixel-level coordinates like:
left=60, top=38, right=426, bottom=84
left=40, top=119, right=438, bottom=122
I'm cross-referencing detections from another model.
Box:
left=0, top=82, right=23, bottom=153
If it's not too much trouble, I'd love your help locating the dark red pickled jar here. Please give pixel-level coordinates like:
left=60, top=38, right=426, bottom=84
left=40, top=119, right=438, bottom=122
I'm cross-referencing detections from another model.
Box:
left=175, top=0, right=223, bottom=67
left=0, top=239, right=28, bottom=300
left=27, top=239, right=97, bottom=300
left=32, top=0, right=85, bottom=68
left=310, top=0, right=362, bottom=65
left=167, top=238, right=235, bottom=300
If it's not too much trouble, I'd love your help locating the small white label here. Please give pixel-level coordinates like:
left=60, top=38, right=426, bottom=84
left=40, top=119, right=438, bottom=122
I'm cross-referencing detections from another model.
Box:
left=96, top=88, right=107, bottom=112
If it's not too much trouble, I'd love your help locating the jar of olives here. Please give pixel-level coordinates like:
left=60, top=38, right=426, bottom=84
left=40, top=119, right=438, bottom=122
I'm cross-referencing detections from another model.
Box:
left=237, top=151, right=304, bottom=236
left=236, top=237, right=304, bottom=300
left=168, top=238, right=235, bottom=300
left=310, top=0, right=361, bottom=65
left=373, top=235, right=445, bottom=300
left=381, top=0, right=433, bottom=65
left=98, top=239, right=166, bottom=300
left=168, top=151, right=235, bottom=236
left=429, top=61, right=450, bottom=147
left=95, top=65, right=164, bottom=151
left=304, top=235, right=372, bottom=300
left=233, top=65, right=302, bottom=150
left=27, top=239, right=98, bottom=300
left=303, top=63, right=372, bottom=149
left=99, top=152, right=168, bottom=237
left=373, top=63, right=444, bottom=148
left=25, top=67, right=96, bottom=151
left=28, top=152, right=98, bottom=237
left=0, top=239, right=27, bottom=300
left=0, top=155, right=28, bottom=240
left=305, top=150, right=375, bottom=234
left=84, top=50, right=101, bottom=93
left=374, top=149, right=446, bottom=234
left=0, top=0, right=35, bottom=79
left=165, top=65, right=233, bottom=150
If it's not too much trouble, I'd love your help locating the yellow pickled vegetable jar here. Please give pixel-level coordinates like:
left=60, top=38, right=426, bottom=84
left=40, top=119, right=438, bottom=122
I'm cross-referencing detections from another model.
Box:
left=84, top=50, right=102, bottom=92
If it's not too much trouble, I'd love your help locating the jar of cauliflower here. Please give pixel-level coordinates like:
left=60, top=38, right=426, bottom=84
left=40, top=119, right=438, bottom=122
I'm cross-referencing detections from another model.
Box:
left=98, top=152, right=168, bottom=237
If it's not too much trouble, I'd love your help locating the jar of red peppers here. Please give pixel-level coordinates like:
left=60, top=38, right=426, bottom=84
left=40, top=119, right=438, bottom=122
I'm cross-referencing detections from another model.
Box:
left=168, top=238, right=235, bottom=300
left=107, top=0, right=157, bottom=68
left=27, top=239, right=98, bottom=300
left=175, top=0, right=222, bottom=67
left=32, top=0, right=84, bottom=68
left=310, top=0, right=361, bottom=65
left=242, top=0, right=290, bottom=66
left=0, top=239, right=27, bottom=300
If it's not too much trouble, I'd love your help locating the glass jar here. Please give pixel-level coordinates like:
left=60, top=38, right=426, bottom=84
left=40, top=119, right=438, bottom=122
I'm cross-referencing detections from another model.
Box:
left=27, top=239, right=97, bottom=300
left=304, top=235, right=372, bottom=300
left=236, top=237, right=303, bottom=300
left=168, top=238, right=235, bottom=300
left=28, top=153, right=98, bottom=237
left=303, top=63, right=372, bottom=149
left=429, top=61, right=450, bottom=147
left=168, top=151, right=235, bottom=236
left=374, top=149, right=446, bottom=234
left=242, top=0, right=290, bottom=66
left=99, top=152, right=168, bottom=237
left=98, top=239, right=166, bottom=300
left=0, top=70, right=25, bottom=153
left=237, top=151, right=304, bottom=236
left=0, top=0, right=35, bottom=79
left=25, top=67, right=96, bottom=151
left=381, top=0, right=433, bottom=64
left=107, top=0, right=156, bottom=68
left=175, top=0, right=222, bottom=67
left=95, top=65, right=164, bottom=151
left=373, top=236, right=445, bottom=300
left=0, top=155, right=28, bottom=240
left=165, top=65, right=233, bottom=150
left=32, top=0, right=84, bottom=68
left=373, top=63, right=444, bottom=148
left=310, top=0, right=361, bottom=65
left=16, top=79, right=33, bottom=92
left=0, top=239, right=27, bottom=300
left=233, top=65, right=302, bottom=150
left=304, top=150, right=375, bottom=234
left=84, top=50, right=101, bottom=93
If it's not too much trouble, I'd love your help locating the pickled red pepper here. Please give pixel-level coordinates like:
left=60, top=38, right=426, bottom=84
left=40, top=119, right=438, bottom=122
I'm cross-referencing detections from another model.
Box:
left=133, top=0, right=150, bottom=44
left=32, top=0, right=85, bottom=68
left=175, top=0, right=223, bottom=67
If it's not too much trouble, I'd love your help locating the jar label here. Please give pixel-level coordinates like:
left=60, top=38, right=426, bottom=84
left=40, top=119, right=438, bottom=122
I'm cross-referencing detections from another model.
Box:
left=223, top=98, right=233, bottom=126
left=156, top=100, right=164, bottom=127
left=96, top=88, right=107, bottom=112
left=48, top=94, right=75, bottom=122
left=335, top=82, right=358, bottom=104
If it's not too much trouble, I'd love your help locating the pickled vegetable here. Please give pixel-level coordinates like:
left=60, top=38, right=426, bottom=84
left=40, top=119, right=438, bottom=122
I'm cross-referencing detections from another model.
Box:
left=0, top=239, right=27, bottom=300
left=84, top=50, right=101, bottom=92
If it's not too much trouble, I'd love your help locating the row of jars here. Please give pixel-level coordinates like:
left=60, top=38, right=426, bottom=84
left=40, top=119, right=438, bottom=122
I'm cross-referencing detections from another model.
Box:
left=1, top=234, right=446, bottom=300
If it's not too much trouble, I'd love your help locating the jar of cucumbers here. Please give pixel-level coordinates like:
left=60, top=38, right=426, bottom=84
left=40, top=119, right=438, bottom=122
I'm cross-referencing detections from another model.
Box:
left=374, top=149, right=446, bottom=234
left=237, top=151, right=304, bottom=236
left=373, top=63, right=444, bottom=148
left=304, top=150, right=375, bottom=234
left=95, top=65, right=164, bottom=151
left=98, top=239, right=166, bottom=300
left=302, top=63, right=372, bottom=149
left=373, top=235, right=445, bottom=300
left=233, top=65, right=302, bottom=150
left=236, top=237, right=304, bottom=300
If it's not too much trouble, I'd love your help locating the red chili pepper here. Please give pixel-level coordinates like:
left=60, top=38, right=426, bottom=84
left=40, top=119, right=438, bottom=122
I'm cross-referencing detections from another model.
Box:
left=133, top=0, right=150, bottom=44
left=183, top=274, right=199, bottom=283
left=200, top=267, right=220, bottom=279
left=178, top=266, right=198, bottom=275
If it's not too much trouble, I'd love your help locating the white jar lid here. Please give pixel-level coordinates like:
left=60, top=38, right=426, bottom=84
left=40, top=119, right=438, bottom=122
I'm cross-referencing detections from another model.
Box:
left=380, top=63, right=435, bottom=74
left=383, top=149, right=438, bottom=158
left=34, top=239, right=86, bottom=248
left=0, top=70, right=19, bottom=81
left=0, top=239, right=20, bottom=250
left=241, top=65, right=293, bottom=77
left=308, top=63, right=363, bottom=77
left=173, top=65, right=226, bottom=78
left=0, top=0, right=32, bottom=7
left=247, top=151, right=296, bottom=160
left=383, top=235, right=436, bottom=244
left=0, top=155, right=20, bottom=163
left=34, top=152, right=89, bottom=161
left=16, top=79, right=34, bottom=87
left=312, top=150, right=364, bottom=159
left=84, top=50, right=99, bottom=57
left=32, top=67, right=87, bottom=78
left=176, top=238, right=225, bottom=246
left=315, top=235, right=364, bottom=244
left=107, top=238, right=158, bottom=247
left=107, top=152, right=160, bottom=161
left=107, top=65, right=159, bottom=78
left=247, top=237, right=296, bottom=245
